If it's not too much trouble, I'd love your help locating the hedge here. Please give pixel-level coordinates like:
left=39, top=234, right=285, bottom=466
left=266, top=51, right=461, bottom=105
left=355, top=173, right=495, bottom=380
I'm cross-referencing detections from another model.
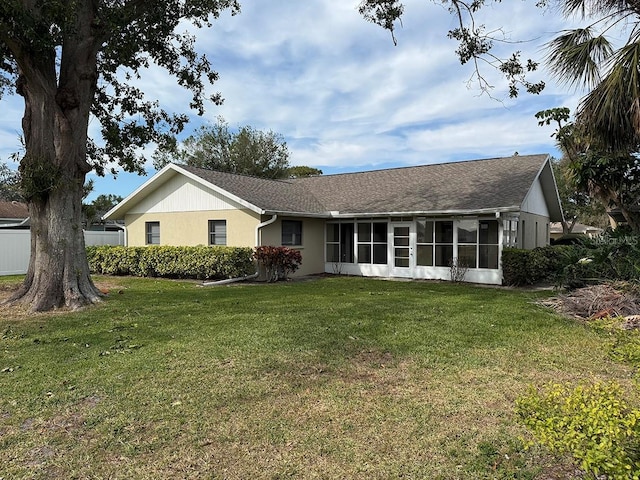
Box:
left=502, top=246, right=577, bottom=287
left=502, top=233, right=640, bottom=288
left=86, top=245, right=256, bottom=280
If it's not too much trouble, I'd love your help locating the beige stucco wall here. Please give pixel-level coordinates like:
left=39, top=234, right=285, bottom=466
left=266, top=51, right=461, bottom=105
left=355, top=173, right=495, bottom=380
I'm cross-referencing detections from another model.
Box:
left=126, top=209, right=261, bottom=247
left=519, top=212, right=550, bottom=249
left=260, top=216, right=326, bottom=277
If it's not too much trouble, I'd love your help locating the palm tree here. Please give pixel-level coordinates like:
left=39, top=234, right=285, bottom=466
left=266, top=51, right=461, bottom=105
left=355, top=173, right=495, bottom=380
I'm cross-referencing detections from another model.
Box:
left=547, top=0, right=640, bottom=150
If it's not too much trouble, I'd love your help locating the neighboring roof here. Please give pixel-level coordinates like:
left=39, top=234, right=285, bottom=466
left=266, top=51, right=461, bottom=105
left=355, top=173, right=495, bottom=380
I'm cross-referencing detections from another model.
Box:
left=550, top=222, right=604, bottom=235
left=0, top=201, right=28, bottom=219
left=105, top=154, right=563, bottom=220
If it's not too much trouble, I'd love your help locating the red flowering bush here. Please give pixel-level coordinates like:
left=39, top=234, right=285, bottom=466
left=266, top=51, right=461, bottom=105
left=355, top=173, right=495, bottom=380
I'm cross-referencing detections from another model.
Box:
left=253, top=246, right=302, bottom=282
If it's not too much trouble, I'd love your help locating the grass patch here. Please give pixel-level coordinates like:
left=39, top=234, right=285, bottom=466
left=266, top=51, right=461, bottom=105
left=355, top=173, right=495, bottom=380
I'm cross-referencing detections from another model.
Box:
left=0, top=276, right=631, bottom=479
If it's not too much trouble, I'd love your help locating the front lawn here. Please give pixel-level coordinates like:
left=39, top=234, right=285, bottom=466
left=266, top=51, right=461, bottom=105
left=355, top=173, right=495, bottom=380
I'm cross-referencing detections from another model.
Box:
left=0, top=276, right=632, bottom=479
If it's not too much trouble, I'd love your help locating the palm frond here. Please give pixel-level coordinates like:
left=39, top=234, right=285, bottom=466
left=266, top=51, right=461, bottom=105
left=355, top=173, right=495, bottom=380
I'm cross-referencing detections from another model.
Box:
left=562, top=0, right=636, bottom=18
left=547, top=27, right=613, bottom=89
left=577, top=39, right=640, bottom=149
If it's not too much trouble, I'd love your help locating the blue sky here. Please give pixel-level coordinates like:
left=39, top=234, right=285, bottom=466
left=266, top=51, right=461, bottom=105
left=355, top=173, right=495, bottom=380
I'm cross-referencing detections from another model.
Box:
left=0, top=0, right=585, bottom=201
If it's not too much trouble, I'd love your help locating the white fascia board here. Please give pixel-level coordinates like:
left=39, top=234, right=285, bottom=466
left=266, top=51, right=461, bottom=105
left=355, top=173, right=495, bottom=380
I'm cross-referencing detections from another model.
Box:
left=262, top=210, right=333, bottom=218
left=171, top=164, right=264, bottom=215
left=327, top=207, right=521, bottom=218
left=262, top=207, right=521, bottom=219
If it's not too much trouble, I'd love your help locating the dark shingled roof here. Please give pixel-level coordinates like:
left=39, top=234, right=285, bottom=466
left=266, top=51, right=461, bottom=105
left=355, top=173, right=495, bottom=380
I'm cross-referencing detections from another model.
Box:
left=179, top=165, right=327, bottom=214
left=0, top=201, right=28, bottom=219
left=181, top=154, right=549, bottom=215
left=296, top=154, right=549, bottom=214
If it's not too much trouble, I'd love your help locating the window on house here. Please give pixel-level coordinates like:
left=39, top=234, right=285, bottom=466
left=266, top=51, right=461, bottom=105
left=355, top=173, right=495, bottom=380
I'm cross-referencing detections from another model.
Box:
left=208, top=220, right=227, bottom=246
left=146, top=221, right=160, bottom=245
left=416, top=218, right=434, bottom=266
left=326, top=223, right=355, bottom=263
left=546, top=223, right=550, bottom=246
left=434, top=221, right=454, bottom=267
left=479, top=220, right=499, bottom=269
left=503, top=219, right=518, bottom=247
left=357, top=222, right=387, bottom=264
left=282, top=220, right=303, bottom=246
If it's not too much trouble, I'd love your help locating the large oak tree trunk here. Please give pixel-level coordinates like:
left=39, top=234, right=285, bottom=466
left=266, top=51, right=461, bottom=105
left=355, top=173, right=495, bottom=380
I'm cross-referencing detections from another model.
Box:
left=6, top=1, right=104, bottom=312
left=11, top=177, right=103, bottom=312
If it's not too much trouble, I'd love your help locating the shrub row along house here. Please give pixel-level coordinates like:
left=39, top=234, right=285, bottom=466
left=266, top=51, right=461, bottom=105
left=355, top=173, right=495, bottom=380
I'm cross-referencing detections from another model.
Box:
left=104, top=154, right=563, bottom=284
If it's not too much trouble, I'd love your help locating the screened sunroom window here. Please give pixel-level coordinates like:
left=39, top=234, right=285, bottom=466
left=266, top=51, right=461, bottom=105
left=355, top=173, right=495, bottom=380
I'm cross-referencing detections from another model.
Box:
left=457, top=219, right=478, bottom=268
left=416, top=219, right=434, bottom=266
left=434, top=221, right=454, bottom=267
left=326, top=223, right=354, bottom=263
left=479, top=220, right=499, bottom=269
left=357, top=222, right=387, bottom=264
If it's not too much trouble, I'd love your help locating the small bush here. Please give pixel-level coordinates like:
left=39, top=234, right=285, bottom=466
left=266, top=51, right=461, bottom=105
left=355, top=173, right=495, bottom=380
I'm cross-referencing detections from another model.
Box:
left=86, top=245, right=255, bottom=280
left=516, top=382, right=640, bottom=479
left=253, top=246, right=302, bottom=282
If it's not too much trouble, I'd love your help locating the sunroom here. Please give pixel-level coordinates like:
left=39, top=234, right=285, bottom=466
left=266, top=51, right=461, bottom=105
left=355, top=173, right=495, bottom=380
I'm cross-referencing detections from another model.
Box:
left=325, top=216, right=505, bottom=284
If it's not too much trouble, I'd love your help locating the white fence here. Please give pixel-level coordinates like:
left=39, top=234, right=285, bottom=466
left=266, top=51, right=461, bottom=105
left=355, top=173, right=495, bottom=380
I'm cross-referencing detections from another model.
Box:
left=0, top=230, right=124, bottom=276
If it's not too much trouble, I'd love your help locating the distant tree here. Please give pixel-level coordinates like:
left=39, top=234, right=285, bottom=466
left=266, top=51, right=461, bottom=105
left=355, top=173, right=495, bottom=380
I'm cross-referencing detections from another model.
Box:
left=154, top=117, right=291, bottom=179
left=83, top=193, right=124, bottom=227
left=288, top=166, right=323, bottom=178
left=155, top=117, right=323, bottom=180
left=0, top=162, right=22, bottom=202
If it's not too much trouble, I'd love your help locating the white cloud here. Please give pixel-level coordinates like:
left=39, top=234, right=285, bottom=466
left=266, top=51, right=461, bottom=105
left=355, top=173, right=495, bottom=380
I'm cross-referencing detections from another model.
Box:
left=1, top=0, right=597, bottom=197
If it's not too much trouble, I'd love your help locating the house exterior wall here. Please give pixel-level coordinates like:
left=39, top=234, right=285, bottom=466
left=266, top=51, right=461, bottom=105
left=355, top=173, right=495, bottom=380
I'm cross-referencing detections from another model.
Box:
left=125, top=209, right=260, bottom=247
left=521, top=178, right=550, bottom=218
left=260, top=216, right=326, bottom=277
left=517, top=177, right=552, bottom=249
left=518, top=212, right=550, bottom=249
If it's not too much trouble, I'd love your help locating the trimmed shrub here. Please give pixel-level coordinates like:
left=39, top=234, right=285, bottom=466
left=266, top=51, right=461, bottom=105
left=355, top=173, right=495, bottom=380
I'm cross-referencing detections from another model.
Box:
left=516, top=382, right=640, bottom=479
left=86, top=245, right=255, bottom=280
left=501, top=248, right=532, bottom=286
left=502, top=246, right=577, bottom=286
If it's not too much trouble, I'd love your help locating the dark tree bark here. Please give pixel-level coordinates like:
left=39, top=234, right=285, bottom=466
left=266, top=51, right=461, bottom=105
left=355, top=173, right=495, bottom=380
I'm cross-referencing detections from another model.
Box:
left=6, top=1, right=103, bottom=311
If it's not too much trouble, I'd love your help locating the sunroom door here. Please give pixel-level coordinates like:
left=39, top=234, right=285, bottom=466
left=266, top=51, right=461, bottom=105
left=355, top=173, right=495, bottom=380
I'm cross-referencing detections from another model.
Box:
left=390, top=222, right=414, bottom=278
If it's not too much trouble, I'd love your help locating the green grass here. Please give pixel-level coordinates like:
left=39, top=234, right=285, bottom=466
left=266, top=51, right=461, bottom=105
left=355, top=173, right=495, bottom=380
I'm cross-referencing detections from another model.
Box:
left=0, top=275, right=632, bottom=479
